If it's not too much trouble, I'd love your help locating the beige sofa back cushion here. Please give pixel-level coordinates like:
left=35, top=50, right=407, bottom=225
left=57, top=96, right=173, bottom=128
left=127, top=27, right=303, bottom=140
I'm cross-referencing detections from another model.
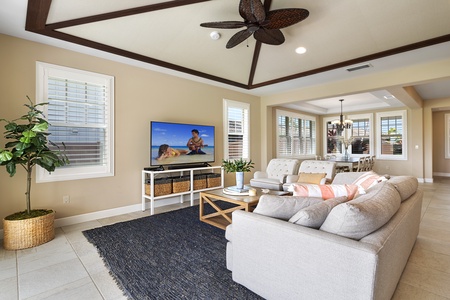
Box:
left=319, top=181, right=401, bottom=239
left=388, top=176, right=418, bottom=201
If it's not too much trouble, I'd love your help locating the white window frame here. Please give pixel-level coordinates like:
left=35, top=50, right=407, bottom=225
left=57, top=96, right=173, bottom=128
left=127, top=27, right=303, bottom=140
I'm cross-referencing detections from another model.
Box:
left=223, top=99, right=250, bottom=160
left=347, top=113, right=374, bottom=157
left=36, top=62, right=114, bottom=182
left=376, top=110, right=407, bottom=160
left=276, top=109, right=316, bottom=158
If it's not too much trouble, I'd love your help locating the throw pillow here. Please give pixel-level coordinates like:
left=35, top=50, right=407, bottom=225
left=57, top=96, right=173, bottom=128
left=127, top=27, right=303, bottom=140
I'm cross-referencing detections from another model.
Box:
left=352, top=171, right=388, bottom=192
left=289, top=196, right=348, bottom=229
left=297, top=172, right=327, bottom=185
left=253, top=195, right=323, bottom=220
left=290, top=183, right=359, bottom=200
left=319, top=181, right=401, bottom=239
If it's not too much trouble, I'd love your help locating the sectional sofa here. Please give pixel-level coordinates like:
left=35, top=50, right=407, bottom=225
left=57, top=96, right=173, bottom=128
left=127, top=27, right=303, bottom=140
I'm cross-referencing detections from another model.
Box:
left=225, top=172, right=422, bottom=300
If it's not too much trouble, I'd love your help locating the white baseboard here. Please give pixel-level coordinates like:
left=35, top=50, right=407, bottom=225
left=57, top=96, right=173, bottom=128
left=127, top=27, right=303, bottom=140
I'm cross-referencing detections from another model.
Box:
left=54, top=195, right=191, bottom=228
left=417, top=178, right=425, bottom=183
left=433, top=172, right=450, bottom=178
left=0, top=196, right=194, bottom=240
left=424, top=178, right=434, bottom=183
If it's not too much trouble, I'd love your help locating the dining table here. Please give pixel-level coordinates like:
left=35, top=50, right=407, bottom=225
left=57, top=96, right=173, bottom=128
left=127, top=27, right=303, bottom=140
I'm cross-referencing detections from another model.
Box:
left=325, top=157, right=360, bottom=172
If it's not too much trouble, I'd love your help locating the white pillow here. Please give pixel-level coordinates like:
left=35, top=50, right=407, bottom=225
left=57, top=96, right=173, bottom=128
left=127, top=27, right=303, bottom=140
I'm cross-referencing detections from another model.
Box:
left=253, top=195, right=323, bottom=220
left=289, top=196, right=348, bottom=228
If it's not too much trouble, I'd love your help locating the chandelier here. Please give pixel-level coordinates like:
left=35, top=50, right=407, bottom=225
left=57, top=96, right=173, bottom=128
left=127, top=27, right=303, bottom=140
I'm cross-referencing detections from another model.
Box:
left=332, top=99, right=353, bottom=134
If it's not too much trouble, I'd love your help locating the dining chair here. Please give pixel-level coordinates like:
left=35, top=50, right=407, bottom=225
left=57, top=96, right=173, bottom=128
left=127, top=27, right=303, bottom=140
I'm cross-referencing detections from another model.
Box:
left=364, top=156, right=372, bottom=171
left=370, top=156, right=376, bottom=170
left=353, top=157, right=366, bottom=172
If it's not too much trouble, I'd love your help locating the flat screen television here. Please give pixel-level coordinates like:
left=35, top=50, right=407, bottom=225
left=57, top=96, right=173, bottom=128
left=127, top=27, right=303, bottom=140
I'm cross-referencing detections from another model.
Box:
left=150, top=121, right=215, bottom=168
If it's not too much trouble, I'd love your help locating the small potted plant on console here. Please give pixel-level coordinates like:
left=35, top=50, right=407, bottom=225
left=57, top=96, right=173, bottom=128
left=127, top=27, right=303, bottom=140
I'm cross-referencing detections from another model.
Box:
left=222, top=158, right=254, bottom=190
left=0, top=97, right=68, bottom=250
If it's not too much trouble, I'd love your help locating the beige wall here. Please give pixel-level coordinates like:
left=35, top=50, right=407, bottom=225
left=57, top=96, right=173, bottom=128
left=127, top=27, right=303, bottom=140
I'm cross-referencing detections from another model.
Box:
left=432, top=110, right=450, bottom=175
left=0, top=34, right=260, bottom=226
left=424, top=98, right=450, bottom=180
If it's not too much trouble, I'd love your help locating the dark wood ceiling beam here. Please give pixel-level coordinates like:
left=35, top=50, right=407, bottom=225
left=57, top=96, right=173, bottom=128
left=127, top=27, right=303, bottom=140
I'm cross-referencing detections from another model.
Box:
left=25, top=0, right=52, bottom=32
left=249, top=34, right=450, bottom=89
left=247, top=0, right=273, bottom=86
left=46, top=0, right=211, bottom=30
left=248, top=42, right=262, bottom=87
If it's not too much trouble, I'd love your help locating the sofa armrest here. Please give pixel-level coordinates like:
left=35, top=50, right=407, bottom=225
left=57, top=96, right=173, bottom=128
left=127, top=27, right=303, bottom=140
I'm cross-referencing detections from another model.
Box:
left=228, top=210, right=379, bottom=300
left=253, top=171, right=268, bottom=179
left=285, top=174, right=299, bottom=183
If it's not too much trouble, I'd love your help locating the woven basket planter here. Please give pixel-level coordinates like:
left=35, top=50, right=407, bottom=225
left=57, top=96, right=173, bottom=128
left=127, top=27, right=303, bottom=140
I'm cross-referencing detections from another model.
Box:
left=3, top=211, right=55, bottom=250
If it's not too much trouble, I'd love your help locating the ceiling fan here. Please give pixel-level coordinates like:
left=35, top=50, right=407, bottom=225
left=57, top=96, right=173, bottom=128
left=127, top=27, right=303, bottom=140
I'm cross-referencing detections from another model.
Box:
left=200, top=0, right=309, bottom=49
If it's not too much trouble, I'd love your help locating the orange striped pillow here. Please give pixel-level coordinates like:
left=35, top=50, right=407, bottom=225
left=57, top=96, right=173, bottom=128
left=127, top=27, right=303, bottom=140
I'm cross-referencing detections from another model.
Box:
left=352, top=171, right=388, bottom=192
left=292, top=184, right=359, bottom=200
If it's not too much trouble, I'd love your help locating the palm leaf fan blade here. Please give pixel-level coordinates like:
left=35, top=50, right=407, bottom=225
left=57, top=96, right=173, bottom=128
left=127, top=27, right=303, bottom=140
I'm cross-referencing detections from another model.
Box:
left=253, top=28, right=285, bottom=45
left=226, top=29, right=254, bottom=48
left=239, top=0, right=265, bottom=23
left=200, top=21, right=246, bottom=29
left=265, top=9, right=309, bottom=29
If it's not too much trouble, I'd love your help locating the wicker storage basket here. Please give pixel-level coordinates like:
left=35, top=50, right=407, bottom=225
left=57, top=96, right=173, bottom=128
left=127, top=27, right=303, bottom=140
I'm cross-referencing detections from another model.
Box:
left=172, top=175, right=190, bottom=193
left=3, top=211, right=55, bottom=250
left=193, top=174, right=207, bottom=190
left=207, top=173, right=222, bottom=188
left=145, top=178, right=172, bottom=197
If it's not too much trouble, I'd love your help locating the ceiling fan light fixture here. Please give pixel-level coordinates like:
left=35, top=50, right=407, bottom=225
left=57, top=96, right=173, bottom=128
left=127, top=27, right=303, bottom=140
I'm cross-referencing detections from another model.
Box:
left=295, top=47, right=307, bottom=54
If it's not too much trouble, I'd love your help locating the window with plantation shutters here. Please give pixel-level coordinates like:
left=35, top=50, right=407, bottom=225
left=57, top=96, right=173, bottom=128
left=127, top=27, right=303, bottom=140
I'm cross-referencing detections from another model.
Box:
left=277, top=110, right=316, bottom=157
left=36, top=62, right=114, bottom=182
left=376, top=110, right=407, bottom=160
left=223, top=100, right=250, bottom=159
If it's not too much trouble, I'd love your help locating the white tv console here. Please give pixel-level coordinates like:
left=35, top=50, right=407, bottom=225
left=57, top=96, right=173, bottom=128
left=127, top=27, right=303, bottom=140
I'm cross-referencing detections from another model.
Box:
left=142, top=166, right=224, bottom=215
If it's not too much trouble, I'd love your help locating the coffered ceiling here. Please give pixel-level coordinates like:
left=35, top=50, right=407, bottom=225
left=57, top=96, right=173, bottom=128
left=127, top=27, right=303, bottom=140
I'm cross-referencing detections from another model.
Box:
left=1, top=0, right=450, bottom=111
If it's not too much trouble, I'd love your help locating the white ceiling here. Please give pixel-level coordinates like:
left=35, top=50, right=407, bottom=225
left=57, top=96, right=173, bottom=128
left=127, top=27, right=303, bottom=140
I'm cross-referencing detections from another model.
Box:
left=1, top=0, right=450, bottom=113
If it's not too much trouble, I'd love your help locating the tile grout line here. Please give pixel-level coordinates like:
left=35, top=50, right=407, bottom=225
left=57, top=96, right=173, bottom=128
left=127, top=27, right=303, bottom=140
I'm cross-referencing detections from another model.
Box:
left=61, top=225, right=108, bottom=300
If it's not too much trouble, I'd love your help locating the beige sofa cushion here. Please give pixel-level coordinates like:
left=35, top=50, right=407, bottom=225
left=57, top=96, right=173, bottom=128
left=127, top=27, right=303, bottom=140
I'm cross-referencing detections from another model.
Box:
left=320, top=181, right=401, bottom=239
left=288, top=196, right=348, bottom=228
left=388, top=176, right=418, bottom=201
left=253, top=195, right=323, bottom=220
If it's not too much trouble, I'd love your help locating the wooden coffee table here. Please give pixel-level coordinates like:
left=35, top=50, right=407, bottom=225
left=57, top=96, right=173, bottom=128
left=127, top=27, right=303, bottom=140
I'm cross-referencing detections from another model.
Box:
left=199, top=188, right=261, bottom=230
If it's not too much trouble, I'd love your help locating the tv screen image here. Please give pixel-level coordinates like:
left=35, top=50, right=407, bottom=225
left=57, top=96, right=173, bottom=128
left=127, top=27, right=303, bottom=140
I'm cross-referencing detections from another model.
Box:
left=150, top=121, right=215, bottom=167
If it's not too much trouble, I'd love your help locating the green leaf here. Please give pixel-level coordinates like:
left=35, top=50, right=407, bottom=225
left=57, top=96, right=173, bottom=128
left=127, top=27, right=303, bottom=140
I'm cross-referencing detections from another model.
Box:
left=6, top=161, right=16, bottom=177
left=32, top=122, right=48, bottom=132
left=19, top=130, right=37, bottom=143
left=4, top=122, right=17, bottom=132
left=15, top=142, right=30, bottom=151
left=0, top=150, right=13, bottom=162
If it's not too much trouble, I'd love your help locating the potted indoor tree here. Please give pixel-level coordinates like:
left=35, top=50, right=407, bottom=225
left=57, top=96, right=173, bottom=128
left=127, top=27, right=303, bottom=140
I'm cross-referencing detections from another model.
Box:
left=221, top=158, right=254, bottom=189
left=0, top=97, right=68, bottom=250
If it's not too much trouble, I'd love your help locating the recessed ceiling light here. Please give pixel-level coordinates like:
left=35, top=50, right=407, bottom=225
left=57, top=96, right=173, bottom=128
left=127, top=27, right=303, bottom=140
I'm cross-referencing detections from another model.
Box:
left=210, top=31, right=221, bottom=40
left=295, top=47, right=307, bottom=54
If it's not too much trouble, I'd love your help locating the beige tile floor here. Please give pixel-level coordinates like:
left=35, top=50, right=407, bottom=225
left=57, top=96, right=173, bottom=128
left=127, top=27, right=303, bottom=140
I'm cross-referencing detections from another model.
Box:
left=1, top=178, right=450, bottom=300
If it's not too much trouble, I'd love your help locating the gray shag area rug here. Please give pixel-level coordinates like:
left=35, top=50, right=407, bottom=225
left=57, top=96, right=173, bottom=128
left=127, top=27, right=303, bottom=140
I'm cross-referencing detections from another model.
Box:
left=83, top=202, right=264, bottom=300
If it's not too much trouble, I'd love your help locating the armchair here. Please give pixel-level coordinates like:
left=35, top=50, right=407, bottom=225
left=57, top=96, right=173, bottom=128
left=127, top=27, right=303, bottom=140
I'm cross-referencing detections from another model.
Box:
left=250, top=159, right=300, bottom=191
